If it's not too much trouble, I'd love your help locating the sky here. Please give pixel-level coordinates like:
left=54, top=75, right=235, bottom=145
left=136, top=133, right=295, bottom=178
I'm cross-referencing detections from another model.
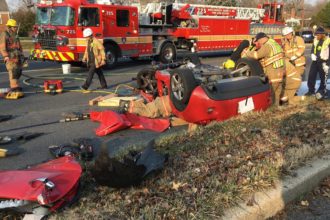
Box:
left=5, top=0, right=320, bottom=12
left=6, top=0, right=21, bottom=11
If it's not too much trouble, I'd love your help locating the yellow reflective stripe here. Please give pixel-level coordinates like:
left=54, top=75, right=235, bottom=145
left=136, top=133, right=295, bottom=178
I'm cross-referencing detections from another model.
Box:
left=267, top=39, right=284, bottom=68
left=287, top=71, right=298, bottom=77
left=292, top=77, right=302, bottom=81
left=52, top=51, right=59, bottom=61
left=253, top=51, right=258, bottom=59
left=286, top=49, right=295, bottom=53
left=58, top=52, right=67, bottom=61
left=295, top=63, right=305, bottom=67
left=47, top=51, right=54, bottom=60
left=67, top=52, right=74, bottom=60
left=263, top=53, right=284, bottom=66
left=271, top=78, right=282, bottom=83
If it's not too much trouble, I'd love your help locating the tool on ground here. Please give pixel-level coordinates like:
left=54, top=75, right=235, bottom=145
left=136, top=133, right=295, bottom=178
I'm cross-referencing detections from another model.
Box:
left=0, top=112, right=90, bottom=133
left=0, top=115, right=13, bottom=123
left=44, top=80, right=63, bottom=95
left=0, top=148, right=20, bottom=158
left=60, top=112, right=90, bottom=122
left=0, top=133, right=44, bottom=158
left=0, top=132, right=44, bottom=145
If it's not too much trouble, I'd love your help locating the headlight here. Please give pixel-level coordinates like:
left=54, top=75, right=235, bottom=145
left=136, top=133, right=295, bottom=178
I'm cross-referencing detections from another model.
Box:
left=32, top=35, right=38, bottom=43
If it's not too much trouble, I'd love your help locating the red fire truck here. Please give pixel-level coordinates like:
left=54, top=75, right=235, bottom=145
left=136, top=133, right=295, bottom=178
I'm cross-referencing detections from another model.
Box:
left=31, top=0, right=284, bottom=68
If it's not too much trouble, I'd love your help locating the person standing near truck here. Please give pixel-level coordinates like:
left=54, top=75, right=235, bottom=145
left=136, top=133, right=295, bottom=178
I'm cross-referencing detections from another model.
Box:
left=80, top=28, right=107, bottom=90
left=305, top=27, right=330, bottom=100
left=280, top=26, right=305, bottom=104
left=0, top=19, right=23, bottom=91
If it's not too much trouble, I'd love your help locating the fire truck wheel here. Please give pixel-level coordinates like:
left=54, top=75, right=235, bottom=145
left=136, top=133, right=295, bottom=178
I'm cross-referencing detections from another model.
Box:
left=105, top=45, right=118, bottom=69
left=235, top=58, right=264, bottom=77
left=137, top=68, right=157, bottom=94
left=170, top=68, right=197, bottom=111
left=159, top=43, right=177, bottom=64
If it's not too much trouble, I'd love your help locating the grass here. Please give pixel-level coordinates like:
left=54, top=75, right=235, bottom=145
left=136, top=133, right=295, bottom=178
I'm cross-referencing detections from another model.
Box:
left=2, top=98, right=330, bottom=219
left=20, top=41, right=34, bottom=52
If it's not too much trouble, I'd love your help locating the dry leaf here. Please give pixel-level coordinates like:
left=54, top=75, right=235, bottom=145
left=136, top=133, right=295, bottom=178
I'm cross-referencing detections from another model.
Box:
left=246, top=195, right=257, bottom=206
left=172, top=182, right=187, bottom=191
left=301, top=200, right=309, bottom=206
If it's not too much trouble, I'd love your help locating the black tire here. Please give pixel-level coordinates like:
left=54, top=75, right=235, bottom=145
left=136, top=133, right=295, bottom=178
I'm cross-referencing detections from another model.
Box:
left=159, top=42, right=176, bottom=63
left=169, top=68, right=197, bottom=111
left=105, top=44, right=118, bottom=69
left=235, top=57, right=264, bottom=77
left=136, top=68, right=157, bottom=94
left=130, top=57, right=140, bottom=61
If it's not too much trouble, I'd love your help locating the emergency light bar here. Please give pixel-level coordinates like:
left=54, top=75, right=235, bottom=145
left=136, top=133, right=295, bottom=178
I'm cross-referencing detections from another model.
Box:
left=39, top=0, right=63, bottom=4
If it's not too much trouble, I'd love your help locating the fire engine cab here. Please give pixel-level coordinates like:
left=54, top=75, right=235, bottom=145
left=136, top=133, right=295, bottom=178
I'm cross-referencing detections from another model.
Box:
left=31, top=0, right=284, bottom=68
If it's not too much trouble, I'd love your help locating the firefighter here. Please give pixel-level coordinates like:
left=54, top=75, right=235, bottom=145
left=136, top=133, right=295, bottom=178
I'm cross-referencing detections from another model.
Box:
left=80, top=28, right=107, bottom=90
left=282, top=59, right=301, bottom=104
left=243, top=32, right=285, bottom=105
left=0, top=19, right=23, bottom=91
left=306, top=27, right=330, bottom=100
left=119, top=95, right=171, bottom=118
left=281, top=27, right=305, bottom=104
left=282, top=27, right=306, bottom=76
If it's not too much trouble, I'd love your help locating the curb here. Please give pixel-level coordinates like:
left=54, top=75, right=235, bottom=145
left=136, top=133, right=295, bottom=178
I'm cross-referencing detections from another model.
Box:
left=222, top=154, right=330, bottom=220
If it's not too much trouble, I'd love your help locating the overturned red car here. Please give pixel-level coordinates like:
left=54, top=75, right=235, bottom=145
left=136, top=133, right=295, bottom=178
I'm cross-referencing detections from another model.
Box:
left=137, top=56, right=272, bottom=124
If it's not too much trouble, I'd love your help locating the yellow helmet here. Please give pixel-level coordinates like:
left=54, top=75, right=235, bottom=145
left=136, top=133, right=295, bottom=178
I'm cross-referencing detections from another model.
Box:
left=223, top=59, right=235, bottom=69
left=6, top=19, right=18, bottom=27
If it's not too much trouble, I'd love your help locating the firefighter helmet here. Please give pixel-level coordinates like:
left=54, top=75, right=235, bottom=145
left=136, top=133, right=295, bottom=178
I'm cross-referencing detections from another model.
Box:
left=282, top=27, right=294, bottom=36
left=6, top=19, right=18, bottom=27
left=223, top=59, right=235, bottom=69
left=83, top=28, right=93, bottom=38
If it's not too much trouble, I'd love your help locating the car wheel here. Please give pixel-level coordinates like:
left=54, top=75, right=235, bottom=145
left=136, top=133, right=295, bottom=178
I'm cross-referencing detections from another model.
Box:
left=105, top=45, right=118, bottom=69
left=159, top=42, right=176, bottom=63
left=136, top=68, right=157, bottom=94
left=170, top=68, right=197, bottom=111
left=235, top=58, right=264, bottom=77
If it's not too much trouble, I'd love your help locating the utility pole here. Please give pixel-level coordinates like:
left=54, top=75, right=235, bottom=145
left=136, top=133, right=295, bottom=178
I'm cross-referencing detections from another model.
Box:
left=301, top=0, right=305, bottom=28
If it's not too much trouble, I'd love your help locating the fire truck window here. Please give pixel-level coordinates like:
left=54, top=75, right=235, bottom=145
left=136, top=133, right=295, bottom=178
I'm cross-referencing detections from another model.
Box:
left=270, top=6, right=275, bottom=19
left=50, top=7, right=75, bottom=26
left=276, top=6, right=283, bottom=22
left=36, top=8, right=50, bottom=25
left=79, top=8, right=100, bottom=27
left=116, top=10, right=129, bottom=27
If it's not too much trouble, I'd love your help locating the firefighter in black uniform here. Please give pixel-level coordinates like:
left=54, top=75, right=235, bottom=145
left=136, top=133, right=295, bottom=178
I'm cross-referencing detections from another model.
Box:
left=306, top=27, right=330, bottom=100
